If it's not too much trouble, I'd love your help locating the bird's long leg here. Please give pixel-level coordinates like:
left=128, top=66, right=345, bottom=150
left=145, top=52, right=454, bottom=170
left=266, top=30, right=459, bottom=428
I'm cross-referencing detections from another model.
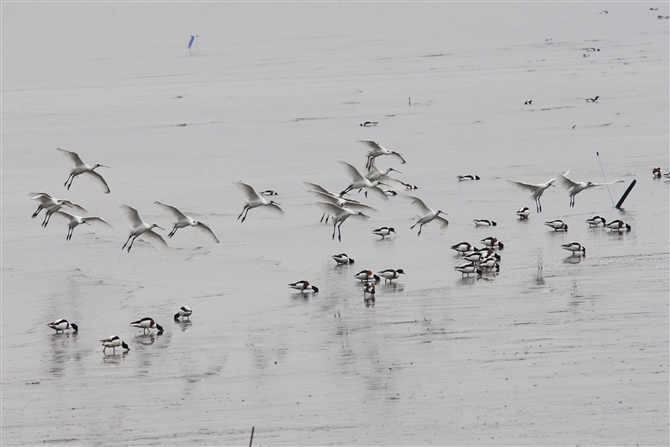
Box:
left=32, top=206, right=43, bottom=218
left=65, top=174, right=76, bottom=190
left=320, top=213, right=326, bottom=223
left=410, top=222, right=418, bottom=229
left=64, top=173, right=73, bottom=188
left=535, top=197, right=541, bottom=213
left=337, top=222, right=343, bottom=242
left=122, top=235, right=133, bottom=250
left=103, top=346, right=106, bottom=353
left=168, top=226, right=178, bottom=238
left=569, top=194, right=575, bottom=207
left=332, top=222, right=337, bottom=240
left=42, top=211, right=52, bottom=227
left=417, top=224, right=424, bottom=236
left=127, top=235, right=138, bottom=253
left=240, top=207, right=251, bottom=223
left=66, top=227, right=73, bottom=240
left=237, top=206, right=248, bottom=221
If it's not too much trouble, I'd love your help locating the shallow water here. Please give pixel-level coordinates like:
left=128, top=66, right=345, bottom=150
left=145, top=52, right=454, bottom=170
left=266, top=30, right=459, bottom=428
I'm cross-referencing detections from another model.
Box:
left=2, top=2, right=669, bottom=445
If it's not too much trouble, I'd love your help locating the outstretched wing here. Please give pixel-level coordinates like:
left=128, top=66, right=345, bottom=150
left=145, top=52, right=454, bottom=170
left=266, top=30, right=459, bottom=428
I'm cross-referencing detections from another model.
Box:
left=234, top=181, right=261, bottom=202
left=61, top=200, right=89, bottom=215
left=556, top=171, right=578, bottom=190
left=141, top=229, right=170, bottom=252
left=364, top=185, right=390, bottom=202
left=54, top=211, right=76, bottom=223
left=86, top=217, right=113, bottom=228
left=154, top=201, right=189, bottom=221
left=118, top=203, right=144, bottom=227
left=435, top=215, right=450, bottom=230
left=195, top=222, right=220, bottom=243
left=315, top=202, right=345, bottom=217
left=405, top=196, right=432, bottom=215
left=507, top=179, right=540, bottom=193
left=56, top=148, right=84, bottom=167
left=83, top=170, right=111, bottom=194
left=358, top=139, right=383, bottom=152
left=302, top=182, right=336, bottom=197
left=337, top=160, right=366, bottom=183
left=389, top=152, right=407, bottom=165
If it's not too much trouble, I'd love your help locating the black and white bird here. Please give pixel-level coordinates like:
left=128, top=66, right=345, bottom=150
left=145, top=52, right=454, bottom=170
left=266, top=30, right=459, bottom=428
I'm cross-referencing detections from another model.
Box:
left=473, top=219, right=497, bottom=227
left=605, top=220, right=632, bottom=232
left=100, top=335, right=130, bottom=354
left=332, top=253, right=355, bottom=265
left=652, top=167, right=662, bottom=178
left=47, top=319, right=78, bottom=333
left=372, top=227, right=395, bottom=239
left=480, top=237, right=504, bottom=249
left=57, top=148, right=111, bottom=193
left=288, top=280, right=319, bottom=293
left=545, top=220, right=568, bottom=231
left=363, top=282, right=376, bottom=301
left=454, top=262, right=480, bottom=277
left=451, top=242, right=475, bottom=253
left=586, top=96, right=600, bottom=103
left=354, top=270, right=380, bottom=282
left=586, top=216, right=607, bottom=227
left=516, top=207, right=531, bottom=219
left=174, top=306, right=193, bottom=321
left=154, top=202, right=219, bottom=243
left=130, top=317, right=163, bottom=335
left=561, top=242, right=586, bottom=257
left=457, top=175, right=480, bottom=181
left=259, top=190, right=279, bottom=196
left=377, top=269, right=405, bottom=283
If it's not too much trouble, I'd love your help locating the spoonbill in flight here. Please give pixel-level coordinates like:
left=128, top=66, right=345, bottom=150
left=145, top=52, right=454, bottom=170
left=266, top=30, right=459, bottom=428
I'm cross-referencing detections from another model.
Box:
left=506, top=177, right=556, bottom=213
left=557, top=171, right=623, bottom=207
left=234, top=181, right=284, bottom=223
left=55, top=211, right=111, bottom=240
left=57, top=148, right=111, bottom=193
left=406, top=196, right=449, bottom=236
left=154, top=201, right=219, bottom=243
left=29, top=192, right=87, bottom=227
left=118, top=203, right=169, bottom=252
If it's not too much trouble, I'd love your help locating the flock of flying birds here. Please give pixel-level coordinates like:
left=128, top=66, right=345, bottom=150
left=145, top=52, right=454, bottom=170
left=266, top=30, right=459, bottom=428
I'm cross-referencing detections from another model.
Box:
left=38, top=141, right=643, bottom=349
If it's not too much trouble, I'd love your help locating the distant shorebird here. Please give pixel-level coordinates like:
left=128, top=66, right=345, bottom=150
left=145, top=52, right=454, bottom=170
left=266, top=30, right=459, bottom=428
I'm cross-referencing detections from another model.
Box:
left=288, top=280, right=319, bottom=293
left=652, top=167, right=662, bottom=178
left=47, top=319, right=78, bottom=333
left=360, top=121, right=378, bottom=127
left=455, top=262, right=479, bottom=277
left=605, top=220, right=632, bottom=232
left=377, top=269, right=405, bottom=283
left=363, top=282, right=376, bottom=300
left=481, top=237, right=504, bottom=249
left=562, top=242, right=586, bottom=257
left=372, top=227, right=395, bottom=239
left=451, top=242, right=475, bottom=253
left=586, top=216, right=607, bottom=227
left=354, top=270, right=380, bottom=282
left=57, top=148, right=110, bottom=193
left=406, top=196, right=449, bottom=236
left=516, top=207, right=530, bottom=219
left=29, top=192, right=87, bottom=227
left=119, top=203, right=169, bottom=252
left=332, top=253, right=355, bottom=265
left=234, top=181, right=284, bottom=223
left=473, top=219, right=496, bottom=227
left=55, top=211, right=111, bottom=240
left=524, top=100, right=533, bottom=105
left=545, top=220, right=568, bottom=231
left=507, top=177, right=556, bottom=213
left=259, top=190, right=279, bottom=196
left=557, top=171, right=622, bottom=207
left=130, top=317, right=163, bottom=335
left=174, top=306, right=193, bottom=321
left=457, top=175, right=480, bottom=181
left=358, top=140, right=406, bottom=170
left=586, top=96, right=600, bottom=103
left=154, top=201, right=219, bottom=243
left=100, top=335, right=130, bottom=354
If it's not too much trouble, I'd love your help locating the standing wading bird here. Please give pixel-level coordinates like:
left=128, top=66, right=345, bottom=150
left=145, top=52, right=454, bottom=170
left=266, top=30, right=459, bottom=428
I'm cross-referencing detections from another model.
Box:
left=652, top=167, right=662, bottom=178
left=28, top=192, right=88, bottom=227
left=557, top=171, right=623, bottom=207
left=363, top=282, right=376, bottom=300
left=332, top=253, right=355, bottom=265
left=586, top=96, right=600, bottom=103
left=100, top=335, right=130, bottom=354
left=372, top=227, right=395, bottom=239
left=47, top=319, right=78, bottom=333
left=56, top=148, right=111, bottom=193
left=457, top=175, right=480, bottom=181
left=516, top=207, right=531, bottom=219
left=377, top=269, right=405, bottom=283
left=406, top=196, right=449, bottom=236
left=562, top=242, right=586, bottom=257
left=545, top=220, right=568, bottom=231
left=130, top=317, right=163, bottom=335
left=605, top=220, right=632, bottom=232
left=586, top=216, right=607, bottom=227
left=316, top=202, right=370, bottom=242
left=234, top=181, right=284, bottom=223
left=358, top=140, right=406, bottom=170
left=506, top=177, right=557, bottom=213
left=174, top=306, right=193, bottom=321
left=118, top=203, right=169, bottom=252
left=55, top=211, right=111, bottom=240
left=154, top=202, right=219, bottom=243
left=338, top=160, right=390, bottom=201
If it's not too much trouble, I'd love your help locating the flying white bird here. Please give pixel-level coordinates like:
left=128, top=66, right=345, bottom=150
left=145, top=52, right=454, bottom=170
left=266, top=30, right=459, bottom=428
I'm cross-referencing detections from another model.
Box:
left=406, top=196, right=449, bottom=236
left=337, top=160, right=389, bottom=201
left=506, top=177, right=557, bottom=213
left=56, top=148, right=111, bottom=193
left=55, top=211, right=111, bottom=240
left=303, top=181, right=373, bottom=223
left=118, top=203, right=169, bottom=252
left=557, top=171, right=623, bottom=207
left=154, top=201, right=219, bottom=243
left=29, top=192, right=88, bottom=227
left=358, top=140, right=406, bottom=170
left=234, top=181, right=284, bottom=223
left=316, top=202, right=370, bottom=242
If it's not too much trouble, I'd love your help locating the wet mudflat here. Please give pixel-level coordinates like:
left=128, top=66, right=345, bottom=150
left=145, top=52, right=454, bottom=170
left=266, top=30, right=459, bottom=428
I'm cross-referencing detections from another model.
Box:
left=2, top=2, right=668, bottom=445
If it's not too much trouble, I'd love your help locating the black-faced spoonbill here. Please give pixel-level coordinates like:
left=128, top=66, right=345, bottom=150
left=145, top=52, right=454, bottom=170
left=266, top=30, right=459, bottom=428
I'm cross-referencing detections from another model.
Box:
left=55, top=211, right=111, bottom=240
left=358, top=140, right=406, bottom=170
left=406, top=196, right=449, bottom=236
left=118, top=203, right=169, bottom=252
left=557, top=171, right=623, bottom=207
left=338, top=160, right=390, bottom=201
left=316, top=202, right=370, bottom=242
left=154, top=201, right=219, bottom=243
left=506, top=178, right=556, bottom=213
left=29, top=192, right=88, bottom=227
left=234, top=181, right=284, bottom=223
left=56, top=148, right=111, bottom=193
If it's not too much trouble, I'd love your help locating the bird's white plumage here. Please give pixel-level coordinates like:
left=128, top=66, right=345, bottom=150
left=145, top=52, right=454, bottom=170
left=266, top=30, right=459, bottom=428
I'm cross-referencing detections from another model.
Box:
left=337, top=160, right=389, bottom=202
left=57, top=148, right=111, bottom=194
left=118, top=203, right=169, bottom=252
left=154, top=201, right=219, bottom=243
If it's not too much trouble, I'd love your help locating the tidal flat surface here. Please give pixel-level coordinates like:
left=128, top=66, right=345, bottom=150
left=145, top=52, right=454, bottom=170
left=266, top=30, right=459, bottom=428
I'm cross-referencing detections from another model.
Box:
left=2, top=2, right=668, bottom=445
